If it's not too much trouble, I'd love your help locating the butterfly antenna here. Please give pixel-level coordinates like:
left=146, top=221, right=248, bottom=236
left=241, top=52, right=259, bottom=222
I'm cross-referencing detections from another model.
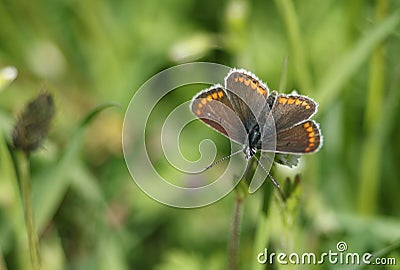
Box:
left=252, top=154, right=280, bottom=189
left=189, top=149, right=243, bottom=174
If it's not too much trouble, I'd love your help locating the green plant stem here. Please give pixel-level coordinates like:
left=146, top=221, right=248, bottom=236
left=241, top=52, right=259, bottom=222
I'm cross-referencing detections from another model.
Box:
left=228, top=158, right=256, bottom=270
left=364, top=0, right=387, bottom=131
left=278, top=56, right=288, bottom=92
left=229, top=193, right=244, bottom=270
left=250, top=176, right=273, bottom=270
left=274, top=0, right=312, bottom=93
left=357, top=0, right=387, bottom=215
left=0, top=249, right=6, bottom=270
left=19, top=152, right=40, bottom=270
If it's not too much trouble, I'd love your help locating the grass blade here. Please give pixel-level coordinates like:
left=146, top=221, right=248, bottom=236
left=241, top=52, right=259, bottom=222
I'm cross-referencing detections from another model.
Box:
left=32, top=103, right=120, bottom=233
left=316, top=11, right=400, bottom=111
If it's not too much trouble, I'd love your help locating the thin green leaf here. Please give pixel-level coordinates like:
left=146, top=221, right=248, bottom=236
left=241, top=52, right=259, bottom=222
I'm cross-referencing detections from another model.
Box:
left=0, top=135, right=31, bottom=270
left=32, top=103, right=120, bottom=233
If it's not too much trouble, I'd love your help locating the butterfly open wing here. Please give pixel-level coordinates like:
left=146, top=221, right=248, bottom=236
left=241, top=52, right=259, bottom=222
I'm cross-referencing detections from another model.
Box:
left=191, top=69, right=323, bottom=159
left=271, top=93, right=318, bottom=131
left=275, top=120, right=322, bottom=153
left=225, top=69, right=270, bottom=131
left=190, top=85, right=247, bottom=145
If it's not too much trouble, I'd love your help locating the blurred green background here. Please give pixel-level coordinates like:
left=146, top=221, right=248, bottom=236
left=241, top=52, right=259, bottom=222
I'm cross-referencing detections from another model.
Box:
left=1, top=0, right=400, bottom=269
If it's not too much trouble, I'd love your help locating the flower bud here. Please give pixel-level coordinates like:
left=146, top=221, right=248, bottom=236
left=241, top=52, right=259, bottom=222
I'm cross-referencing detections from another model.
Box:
left=13, top=93, right=55, bottom=153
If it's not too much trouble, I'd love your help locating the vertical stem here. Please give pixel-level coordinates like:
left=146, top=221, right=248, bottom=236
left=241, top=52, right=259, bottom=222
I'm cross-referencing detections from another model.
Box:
left=19, top=152, right=40, bottom=270
left=345, top=0, right=363, bottom=45
left=357, top=0, right=387, bottom=215
left=274, top=0, right=312, bottom=93
left=250, top=175, right=273, bottom=270
left=229, top=193, right=244, bottom=270
left=364, top=0, right=387, bottom=131
left=0, top=248, right=6, bottom=270
left=228, top=158, right=255, bottom=270
left=278, top=56, right=288, bottom=92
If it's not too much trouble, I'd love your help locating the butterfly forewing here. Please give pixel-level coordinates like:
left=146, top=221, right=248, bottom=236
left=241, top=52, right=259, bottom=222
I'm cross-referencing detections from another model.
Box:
left=190, top=85, right=247, bottom=145
left=271, top=93, right=318, bottom=132
left=225, top=69, right=270, bottom=131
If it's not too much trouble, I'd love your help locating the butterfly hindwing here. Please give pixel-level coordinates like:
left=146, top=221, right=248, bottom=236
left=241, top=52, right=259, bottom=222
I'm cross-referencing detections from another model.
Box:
left=275, top=120, right=322, bottom=153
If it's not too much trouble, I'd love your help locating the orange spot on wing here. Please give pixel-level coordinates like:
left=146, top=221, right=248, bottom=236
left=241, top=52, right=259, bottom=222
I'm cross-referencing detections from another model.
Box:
left=239, top=77, right=244, bottom=83
left=244, top=79, right=251, bottom=86
left=251, top=81, right=257, bottom=89
left=305, top=147, right=311, bottom=152
left=207, top=95, right=212, bottom=101
left=306, top=105, right=311, bottom=109
left=212, top=93, right=218, bottom=99
left=301, top=101, right=308, bottom=107
left=295, top=99, right=302, bottom=105
left=306, top=126, right=313, bottom=132
left=201, top=98, right=207, bottom=104
left=309, top=137, right=315, bottom=143
left=279, top=97, right=288, bottom=104
left=303, top=122, right=310, bottom=128
left=198, top=103, right=203, bottom=108
left=218, top=91, right=224, bottom=98
left=257, top=87, right=266, bottom=95
left=288, top=98, right=295, bottom=104
left=196, top=109, right=201, bottom=115
left=308, top=131, right=315, bottom=138
left=234, top=78, right=239, bottom=82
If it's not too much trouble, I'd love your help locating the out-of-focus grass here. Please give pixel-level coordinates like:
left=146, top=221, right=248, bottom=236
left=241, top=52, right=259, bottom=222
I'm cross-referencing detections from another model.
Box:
left=0, top=0, right=400, bottom=269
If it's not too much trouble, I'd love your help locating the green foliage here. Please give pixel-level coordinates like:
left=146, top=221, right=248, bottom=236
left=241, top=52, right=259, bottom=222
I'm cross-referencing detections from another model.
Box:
left=0, top=0, right=400, bottom=269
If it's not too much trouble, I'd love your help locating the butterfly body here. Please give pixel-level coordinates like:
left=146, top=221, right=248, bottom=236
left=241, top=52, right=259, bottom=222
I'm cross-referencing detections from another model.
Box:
left=243, top=123, right=261, bottom=159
